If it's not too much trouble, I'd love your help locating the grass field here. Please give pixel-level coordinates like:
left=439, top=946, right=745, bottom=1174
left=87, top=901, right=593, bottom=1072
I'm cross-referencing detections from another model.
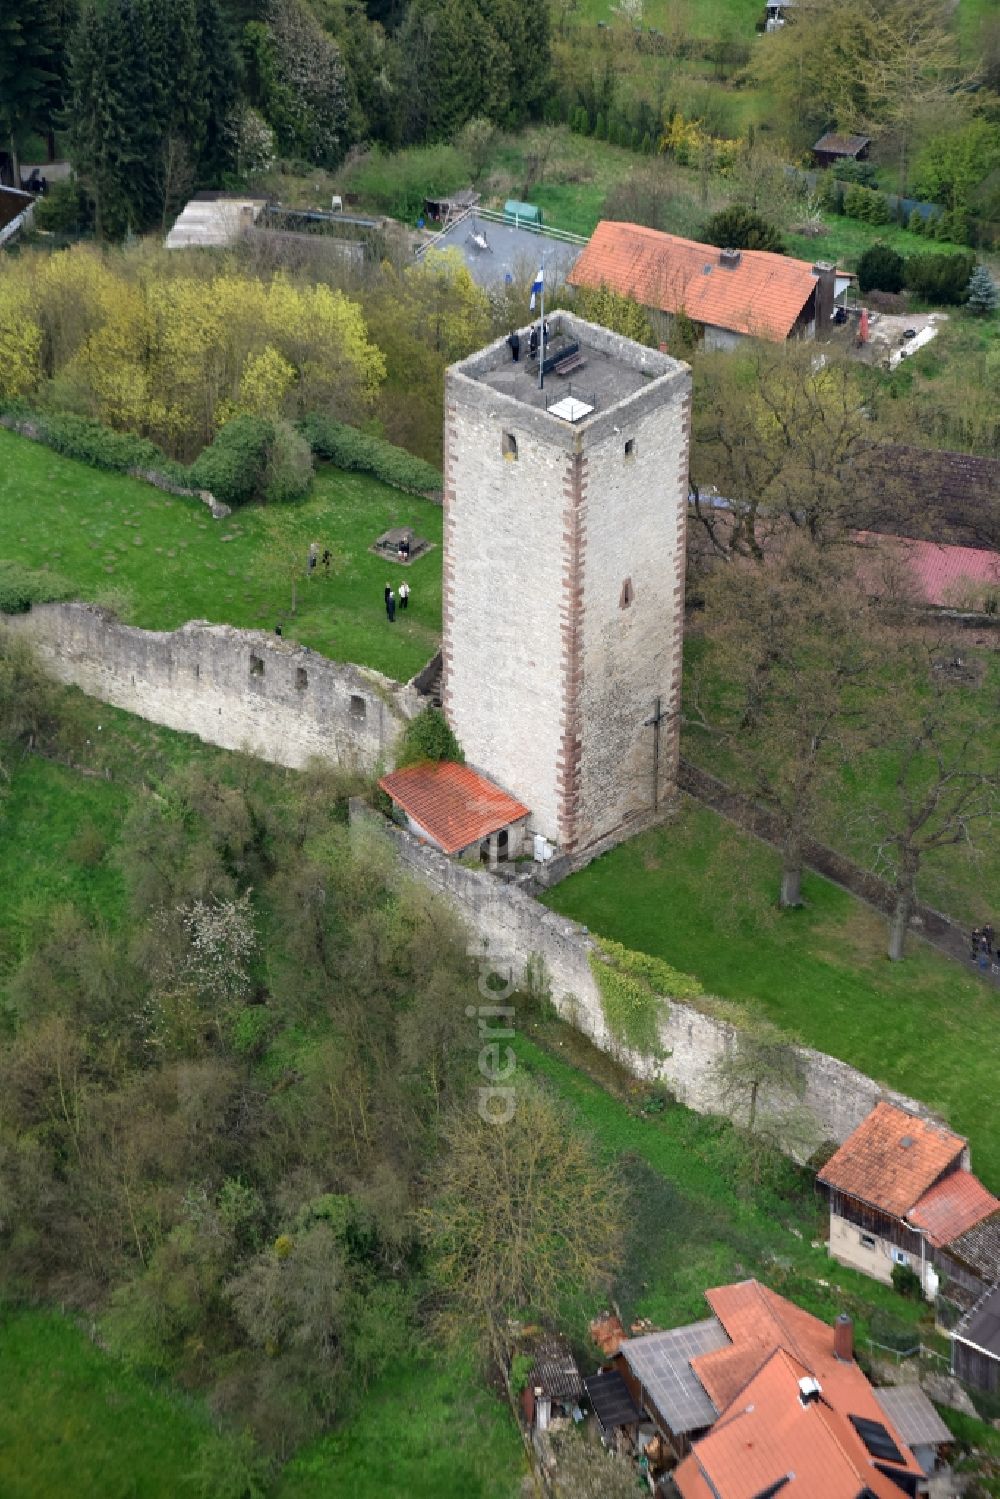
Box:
left=0, top=429, right=443, bottom=682
left=0, top=1309, right=231, bottom=1499
left=542, top=799, right=1000, bottom=1187
left=277, top=1357, right=523, bottom=1499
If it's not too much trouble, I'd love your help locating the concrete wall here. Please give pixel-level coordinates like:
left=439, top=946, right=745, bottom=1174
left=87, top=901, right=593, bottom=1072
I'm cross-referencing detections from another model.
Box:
left=4, top=603, right=422, bottom=772
left=351, top=802, right=935, bottom=1154
left=829, top=1212, right=898, bottom=1287
left=443, top=315, right=690, bottom=854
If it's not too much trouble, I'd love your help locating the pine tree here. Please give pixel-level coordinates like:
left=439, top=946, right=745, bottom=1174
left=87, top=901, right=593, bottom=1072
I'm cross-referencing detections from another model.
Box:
left=0, top=0, right=59, bottom=174
left=195, top=0, right=238, bottom=180
left=966, top=264, right=999, bottom=317
left=67, top=0, right=140, bottom=238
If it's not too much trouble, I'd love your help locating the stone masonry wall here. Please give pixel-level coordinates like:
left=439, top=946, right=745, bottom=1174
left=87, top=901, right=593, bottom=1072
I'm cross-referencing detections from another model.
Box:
left=351, top=802, right=936, bottom=1154
left=4, top=603, right=422, bottom=772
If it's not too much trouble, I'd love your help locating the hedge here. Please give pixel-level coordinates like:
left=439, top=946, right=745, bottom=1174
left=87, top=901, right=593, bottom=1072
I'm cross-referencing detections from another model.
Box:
left=0, top=561, right=74, bottom=614
left=299, top=414, right=442, bottom=495
left=18, top=411, right=188, bottom=484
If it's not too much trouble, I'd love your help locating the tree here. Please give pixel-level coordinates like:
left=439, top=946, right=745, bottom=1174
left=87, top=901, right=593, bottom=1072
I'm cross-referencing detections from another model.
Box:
left=966, top=265, right=999, bottom=318
left=688, top=539, right=883, bottom=907
left=67, top=0, right=140, bottom=238
left=420, top=1080, right=625, bottom=1356
left=712, top=1014, right=819, bottom=1176
left=701, top=204, right=785, bottom=253
left=690, top=345, right=882, bottom=562
left=0, top=0, right=60, bottom=176
left=905, top=250, right=976, bottom=305
left=859, top=636, right=999, bottom=961
left=857, top=242, right=905, bottom=295
left=574, top=283, right=655, bottom=345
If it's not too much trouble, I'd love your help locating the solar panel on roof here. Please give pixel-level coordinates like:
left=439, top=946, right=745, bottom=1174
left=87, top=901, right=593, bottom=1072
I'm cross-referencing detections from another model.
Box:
left=848, top=1414, right=906, bottom=1465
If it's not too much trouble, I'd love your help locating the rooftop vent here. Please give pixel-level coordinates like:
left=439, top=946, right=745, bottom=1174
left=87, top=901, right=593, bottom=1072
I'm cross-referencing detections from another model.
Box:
left=797, top=1376, right=822, bottom=1407
left=719, top=247, right=742, bottom=269
left=900, top=1135, right=914, bottom=1149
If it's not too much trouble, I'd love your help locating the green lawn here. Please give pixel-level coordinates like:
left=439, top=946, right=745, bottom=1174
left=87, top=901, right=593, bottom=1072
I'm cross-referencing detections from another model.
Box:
left=785, top=212, right=974, bottom=272
left=0, top=428, right=442, bottom=682
left=0, top=1309, right=231, bottom=1499
left=277, top=1357, right=523, bottom=1499
left=542, top=800, right=1000, bottom=1187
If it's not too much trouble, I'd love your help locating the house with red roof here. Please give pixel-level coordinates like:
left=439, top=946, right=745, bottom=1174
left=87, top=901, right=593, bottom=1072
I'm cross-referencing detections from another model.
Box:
left=613, top=1279, right=950, bottom=1494
left=378, top=760, right=530, bottom=864
left=817, top=1102, right=1000, bottom=1306
left=567, top=221, right=852, bottom=350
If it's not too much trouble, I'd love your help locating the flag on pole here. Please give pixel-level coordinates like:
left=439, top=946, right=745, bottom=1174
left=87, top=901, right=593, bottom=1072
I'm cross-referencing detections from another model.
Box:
left=529, top=265, right=544, bottom=311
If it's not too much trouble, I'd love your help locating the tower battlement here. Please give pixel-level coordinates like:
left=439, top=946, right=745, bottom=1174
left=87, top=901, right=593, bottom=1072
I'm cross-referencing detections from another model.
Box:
left=443, top=314, right=691, bottom=855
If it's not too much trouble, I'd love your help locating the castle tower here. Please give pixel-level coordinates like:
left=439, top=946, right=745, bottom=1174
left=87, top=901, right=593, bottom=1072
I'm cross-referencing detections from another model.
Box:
left=442, top=313, right=691, bottom=855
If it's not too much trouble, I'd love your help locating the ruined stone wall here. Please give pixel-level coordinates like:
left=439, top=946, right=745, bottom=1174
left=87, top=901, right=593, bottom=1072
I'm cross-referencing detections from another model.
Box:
left=4, top=603, right=421, bottom=772
left=352, top=802, right=934, bottom=1153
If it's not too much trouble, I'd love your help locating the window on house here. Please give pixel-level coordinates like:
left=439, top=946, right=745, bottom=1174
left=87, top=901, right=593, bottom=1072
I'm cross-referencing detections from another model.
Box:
left=891, top=1247, right=909, bottom=1267
left=249, top=653, right=264, bottom=678
left=624, top=437, right=636, bottom=461
left=296, top=667, right=308, bottom=691
left=502, top=431, right=518, bottom=461
left=349, top=694, right=366, bottom=721
left=859, top=1232, right=876, bottom=1250
left=619, top=577, right=634, bottom=610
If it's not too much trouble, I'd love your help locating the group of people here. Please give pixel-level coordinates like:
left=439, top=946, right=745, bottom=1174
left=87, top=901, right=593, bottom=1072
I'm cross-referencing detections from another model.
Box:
left=970, top=924, right=999, bottom=974
left=307, top=542, right=333, bottom=576
left=384, top=580, right=410, bottom=622
left=506, top=321, right=550, bottom=364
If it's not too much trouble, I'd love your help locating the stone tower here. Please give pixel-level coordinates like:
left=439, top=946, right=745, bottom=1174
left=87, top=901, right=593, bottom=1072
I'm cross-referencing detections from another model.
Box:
left=442, top=313, right=691, bottom=856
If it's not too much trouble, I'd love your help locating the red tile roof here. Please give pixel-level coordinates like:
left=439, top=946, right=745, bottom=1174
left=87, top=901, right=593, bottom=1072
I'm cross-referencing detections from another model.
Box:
left=675, top=1346, right=922, bottom=1499
left=568, top=221, right=826, bottom=342
left=818, top=1102, right=965, bottom=1217
left=908, top=1170, right=1000, bottom=1249
left=853, top=530, right=1000, bottom=609
left=378, top=761, right=529, bottom=855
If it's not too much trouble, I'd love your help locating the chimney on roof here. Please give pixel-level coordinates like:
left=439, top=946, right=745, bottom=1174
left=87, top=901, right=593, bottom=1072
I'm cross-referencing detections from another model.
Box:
left=798, top=1376, right=822, bottom=1406
left=719, top=247, right=741, bottom=269
left=812, top=261, right=836, bottom=338
left=834, top=1313, right=854, bottom=1363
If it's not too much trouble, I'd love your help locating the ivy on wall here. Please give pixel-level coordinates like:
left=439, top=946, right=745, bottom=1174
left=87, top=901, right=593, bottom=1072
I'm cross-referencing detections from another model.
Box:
left=589, top=937, right=704, bottom=1054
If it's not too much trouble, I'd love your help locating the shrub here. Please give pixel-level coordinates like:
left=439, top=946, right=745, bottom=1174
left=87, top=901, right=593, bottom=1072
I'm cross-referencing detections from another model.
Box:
left=905, top=250, right=977, bottom=305
left=30, top=412, right=185, bottom=482
left=907, top=208, right=925, bottom=235
left=857, top=243, right=905, bottom=295
left=891, top=1262, right=923, bottom=1301
left=347, top=144, right=471, bottom=221
left=967, top=264, right=999, bottom=316
left=299, top=413, right=442, bottom=494
left=0, top=561, right=73, bottom=614
left=262, top=419, right=314, bottom=504
left=701, top=205, right=785, bottom=253
left=32, top=178, right=93, bottom=235
left=831, top=159, right=879, bottom=187
left=395, top=707, right=463, bottom=769
left=189, top=415, right=274, bottom=506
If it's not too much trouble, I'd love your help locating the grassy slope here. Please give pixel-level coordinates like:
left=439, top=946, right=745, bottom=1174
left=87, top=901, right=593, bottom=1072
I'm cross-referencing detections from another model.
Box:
left=0, top=429, right=442, bottom=681
left=542, top=800, right=1000, bottom=1187
left=0, top=1309, right=229, bottom=1499
left=277, top=1358, right=524, bottom=1499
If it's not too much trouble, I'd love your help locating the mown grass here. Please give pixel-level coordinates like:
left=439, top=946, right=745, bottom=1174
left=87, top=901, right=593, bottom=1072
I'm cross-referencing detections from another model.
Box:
left=0, top=1308, right=230, bottom=1499
left=541, top=799, right=1000, bottom=1187
left=785, top=212, right=975, bottom=271
left=0, top=429, right=443, bottom=681
left=276, top=1356, right=524, bottom=1499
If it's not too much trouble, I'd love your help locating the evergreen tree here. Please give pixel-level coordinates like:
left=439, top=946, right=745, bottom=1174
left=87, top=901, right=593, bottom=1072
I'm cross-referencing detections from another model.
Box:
left=196, top=0, right=238, bottom=180
left=0, top=0, right=59, bottom=173
left=68, top=0, right=140, bottom=238
left=966, top=264, right=999, bottom=317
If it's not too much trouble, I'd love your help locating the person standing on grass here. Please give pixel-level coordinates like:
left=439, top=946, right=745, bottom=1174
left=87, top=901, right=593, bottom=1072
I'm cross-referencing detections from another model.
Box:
left=399, top=581, right=410, bottom=611
left=971, top=928, right=981, bottom=960
left=386, top=588, right=396, bottom=623
left=384, top=580, right=391, bottom=607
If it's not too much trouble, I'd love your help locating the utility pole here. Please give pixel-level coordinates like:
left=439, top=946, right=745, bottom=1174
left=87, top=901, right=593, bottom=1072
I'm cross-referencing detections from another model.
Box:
left=644, top=696, right=667, bottom=812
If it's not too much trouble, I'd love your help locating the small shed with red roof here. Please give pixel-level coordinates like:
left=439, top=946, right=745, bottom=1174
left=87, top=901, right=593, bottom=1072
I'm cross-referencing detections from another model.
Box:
left=378, top=761, right=530, bottom=863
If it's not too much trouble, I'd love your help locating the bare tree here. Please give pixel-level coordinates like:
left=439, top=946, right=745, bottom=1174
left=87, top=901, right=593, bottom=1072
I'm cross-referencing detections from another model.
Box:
left=858, top=634, right=999, bottom=961
left=712, top=1014, right=820, bottom=1178
left=687, top=539, right=884, bottom=907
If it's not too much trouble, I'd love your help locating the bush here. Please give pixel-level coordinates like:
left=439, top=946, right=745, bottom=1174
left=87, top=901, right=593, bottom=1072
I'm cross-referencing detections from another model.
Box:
left=701, top=205, right=785, bottom=253
left=31, top=178, right=93, bottom=235
left=262, top=420, right=314, bottom=504
left=904, top=249, right=977, bottom=305
left=188, top=415, right=274, bottom=507
left=346, top=144, right=471, bottom=221
left=395, top=707, right=463, bottom=769
left=831, top=160, right=879, bottom=187
left=891, top=1261, right=923, bottom=1301
left=0, top=561, right=73, bottom=614
left=857, top=243, right=905, bottom=295
left=29, top=412, right=186, bottom=482
left=299, top=414, right=442, bottom=494
left=907, top=208, right=925, bottom=235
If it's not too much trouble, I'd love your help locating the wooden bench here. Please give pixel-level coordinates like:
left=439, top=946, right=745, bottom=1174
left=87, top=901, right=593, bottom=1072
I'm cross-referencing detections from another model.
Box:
left=553, top=349, right=586, bottom=375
